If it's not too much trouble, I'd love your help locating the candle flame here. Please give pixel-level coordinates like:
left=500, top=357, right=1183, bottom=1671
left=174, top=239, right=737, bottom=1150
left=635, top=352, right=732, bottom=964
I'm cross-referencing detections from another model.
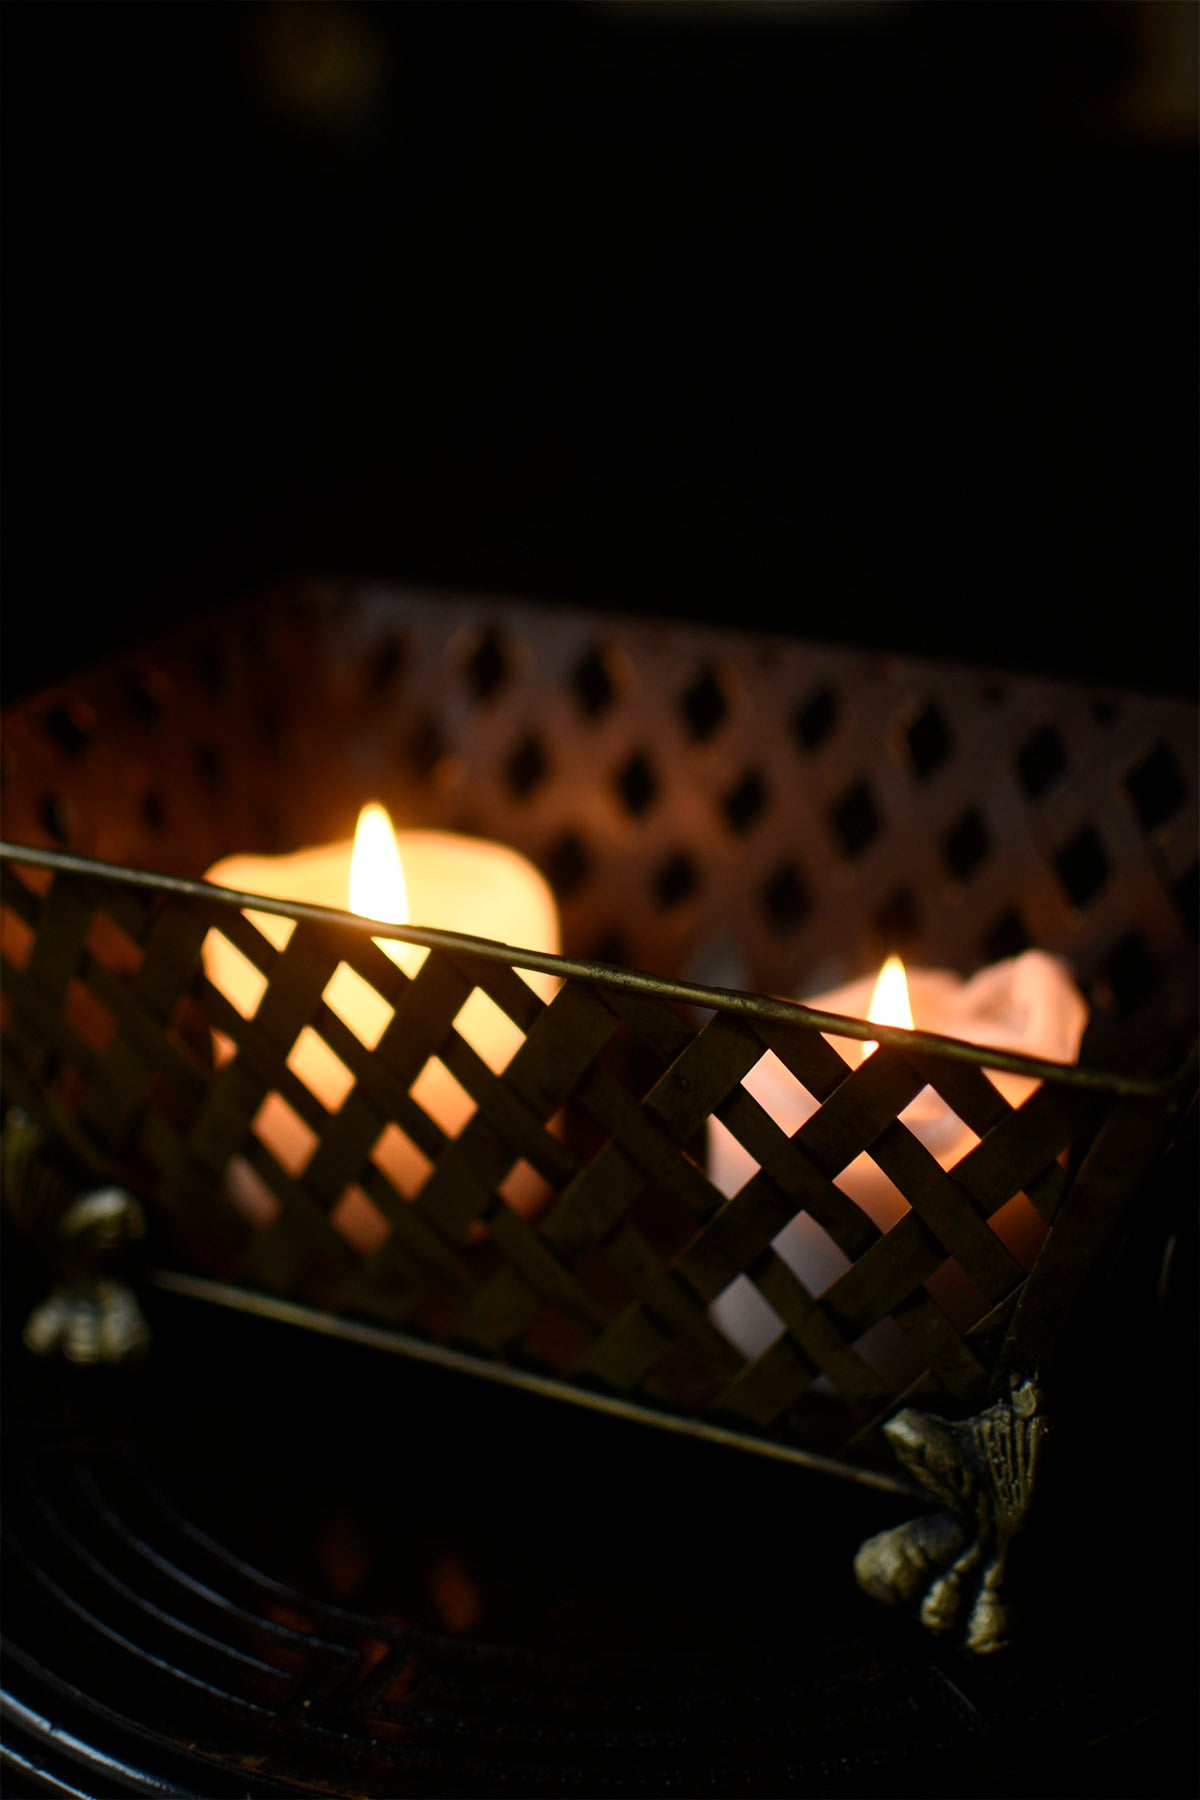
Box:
left=349, top=801, right=416, bottom=971
left=861, top=953, right=913, bottom=1057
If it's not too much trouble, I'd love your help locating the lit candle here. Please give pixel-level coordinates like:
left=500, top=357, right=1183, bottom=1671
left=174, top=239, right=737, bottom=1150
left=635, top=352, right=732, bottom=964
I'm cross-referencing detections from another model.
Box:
left=707, top=950, right=1089, bottom=1379
left=202, top=804, right=561, bottom=1228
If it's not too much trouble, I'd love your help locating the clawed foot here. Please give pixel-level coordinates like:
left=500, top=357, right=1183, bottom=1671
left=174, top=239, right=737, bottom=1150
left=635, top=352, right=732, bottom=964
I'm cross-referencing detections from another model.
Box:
left=854, top=1379, right=1048, bottom=1655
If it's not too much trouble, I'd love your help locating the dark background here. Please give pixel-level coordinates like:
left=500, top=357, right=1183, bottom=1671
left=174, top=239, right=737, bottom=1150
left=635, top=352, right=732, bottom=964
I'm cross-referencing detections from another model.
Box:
left=2, top=0, right=1197, bottom=708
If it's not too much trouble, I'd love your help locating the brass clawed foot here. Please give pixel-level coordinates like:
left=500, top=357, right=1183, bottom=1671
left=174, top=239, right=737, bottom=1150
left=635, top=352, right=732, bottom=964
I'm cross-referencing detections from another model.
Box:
left=24, top=1274, right=152, bottom=1363
left=854, top=1378, right=1050, bottom=1655
left=3, top=1106, right=151, bottom=1364
left=22, top=1185, right=152, bottom=1364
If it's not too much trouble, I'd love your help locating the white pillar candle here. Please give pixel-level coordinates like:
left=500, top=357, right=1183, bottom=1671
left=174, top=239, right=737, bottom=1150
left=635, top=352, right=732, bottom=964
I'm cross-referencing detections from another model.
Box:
left=202, top=804, right=561, bottom=1232
left=707, top=950, right=1089, bottom=1380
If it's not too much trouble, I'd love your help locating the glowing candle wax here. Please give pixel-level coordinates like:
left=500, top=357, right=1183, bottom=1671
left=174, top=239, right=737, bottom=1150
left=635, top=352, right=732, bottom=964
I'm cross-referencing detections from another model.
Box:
left=707, top=950, right=1089, bottom=1381
left=202, top=804, right=561, bottom=1228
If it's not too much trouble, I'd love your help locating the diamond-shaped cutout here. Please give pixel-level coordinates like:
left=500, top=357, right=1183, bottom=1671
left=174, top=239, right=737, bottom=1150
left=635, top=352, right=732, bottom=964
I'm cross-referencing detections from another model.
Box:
left=760, top=860, right=811, bottom=936
left=252, top=1092, right=318, bottom=1178
left=464, top=627, right=511, bottom=703
left=571, top=645, right=618, bottom=718
left=793, top=685, right=838, bottom=752
left=163, top=993, right=215, bottom=1083
left=411, top=1056, right=476, bottom=1138
left=497, top=1158, right=555, bottom=1221
left=372, top=1122, right=434, bottom=1198
left=903, top=702, right=953, bottom=779
left=43, top=703, right=93, bottom=758
left=589, top=930, right=628, bottom=969
left=745, top=1047, right=818, bottom=1139
left=324, top=961, right=396, bottom=1049
left=872, top=886, right=919, bottom=948
left=201, top=928, right=264, bottom=1029
left=1125, top=742, right=1187, bottom=835
left=616, top=751, right=658, bottom=818
left=85, top=909, right=143, bottom=978
left=708, top=1275, right=785, bottom=1360
left=39, top=794, right=70, bottom=843
left=141, top=788, right=168, bottom=833
left=455, top=987, right=524, bottom=1075
left=224, top=1156, right=281, bottom=1228
left=925, top=1107, right=981, bottom=1166
left=989, top=1193, right=1047, bottom=1273
left=244, top=908, right=293, bottom=952
left=723, top=769, right=768, bottom=835
left=772, top=1212, right=851, bottom=1297
left=330, top=1185, right=391, bottom=1254
left=833, top=1152, right=908, bottom=1235
left=506, top=733, right=549, bottom=799
left=288, top=1027, right=355, bottom=1111
left=1055, top=825, right=1109, bottom=910
left=830, top=781, right=882, bottom=859
left=681, top=665, right=728, bottom=742
left=706, top=1114, right=761, bottom=1198
left=652, top=851, right=699, bottom=911
left=65, top=979, right=115, bottom=1056
left=126, top=676, right=167, bottom=726
left=708, top=1053, right=819, bottom=1192
left=0, top=908, right=34, bottom=973
left=546, top=829, right=590, bottom=898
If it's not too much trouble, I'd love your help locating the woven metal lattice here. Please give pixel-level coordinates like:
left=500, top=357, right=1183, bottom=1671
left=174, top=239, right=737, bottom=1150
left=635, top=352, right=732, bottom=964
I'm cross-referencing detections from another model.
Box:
left=1, top=582, right=1196, bottom=1482
left=3, top=583, right=1195, bottom=1076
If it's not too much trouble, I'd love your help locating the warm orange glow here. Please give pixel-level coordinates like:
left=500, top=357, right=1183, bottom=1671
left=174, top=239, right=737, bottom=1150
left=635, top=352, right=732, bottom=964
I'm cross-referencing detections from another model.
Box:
left=203, top=806, right=563, bottom=1219
left=862, top=953, right=913, bottom=1057
left=349, top=801, right=421, bottom=975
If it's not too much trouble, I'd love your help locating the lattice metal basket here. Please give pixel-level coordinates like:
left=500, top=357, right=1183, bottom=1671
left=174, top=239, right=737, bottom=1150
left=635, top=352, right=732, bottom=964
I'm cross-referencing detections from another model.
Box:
left=2, top=581, right=1196, bottom=1648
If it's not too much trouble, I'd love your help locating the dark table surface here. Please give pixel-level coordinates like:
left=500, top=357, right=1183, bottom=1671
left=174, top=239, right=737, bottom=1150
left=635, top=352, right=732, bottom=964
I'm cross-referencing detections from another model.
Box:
left=2, top=1188, right=1197, bottom=1800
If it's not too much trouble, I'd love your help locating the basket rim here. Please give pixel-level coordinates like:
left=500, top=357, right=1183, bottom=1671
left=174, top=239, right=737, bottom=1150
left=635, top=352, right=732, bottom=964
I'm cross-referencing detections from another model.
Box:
left=6, top=839, right=1193, bottom=1104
